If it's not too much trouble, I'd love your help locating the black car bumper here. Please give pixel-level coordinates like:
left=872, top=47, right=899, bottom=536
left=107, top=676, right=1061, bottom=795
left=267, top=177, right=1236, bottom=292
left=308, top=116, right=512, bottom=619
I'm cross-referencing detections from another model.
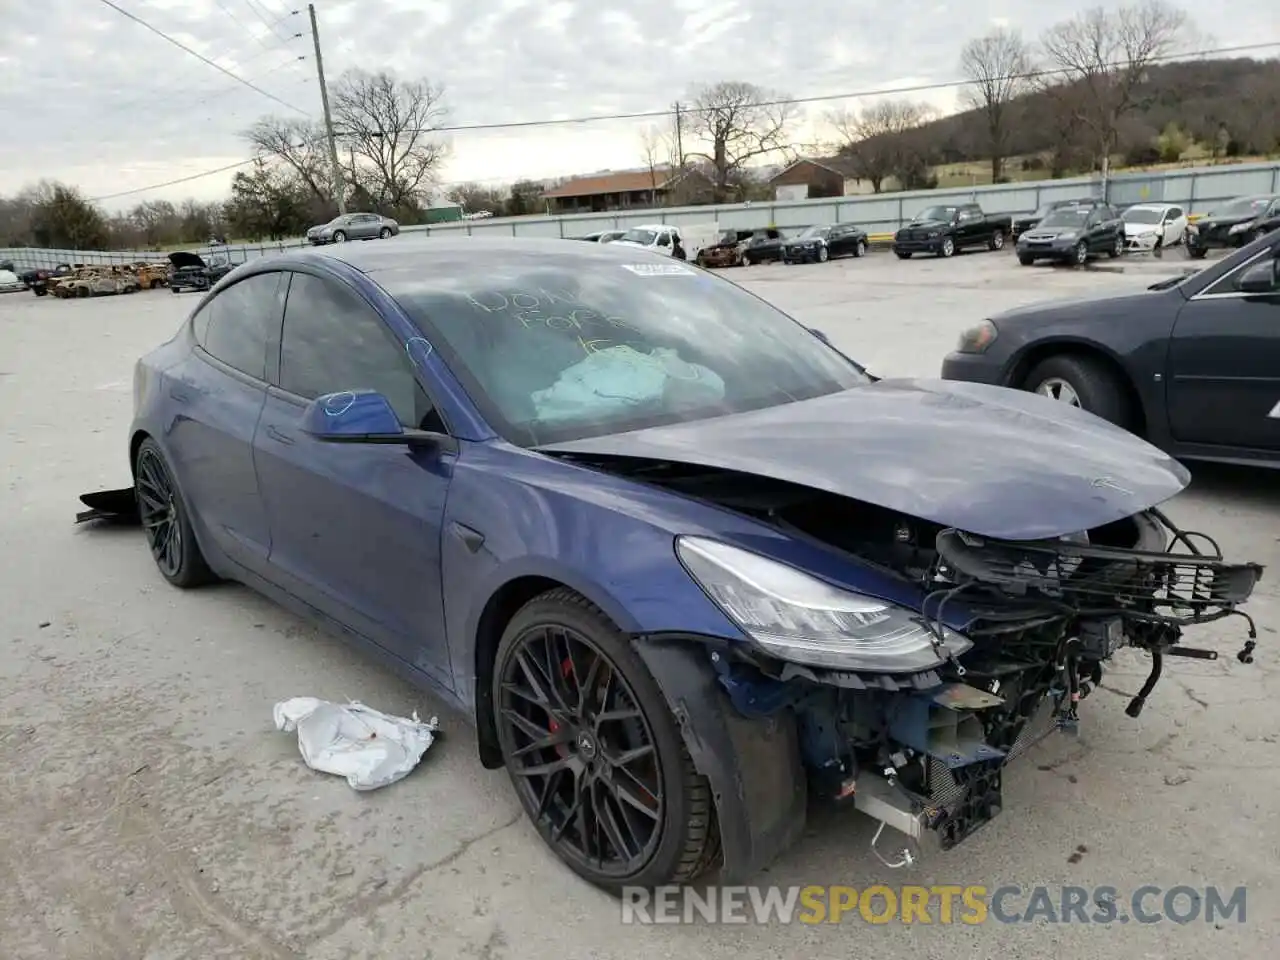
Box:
left=892, top=238, right=943, bottom=254
left=940, top=351, right=1006, bottom=385
left=1016, top=241, right=1076, bottom=261
left=782, top=245, right=824, bottom=262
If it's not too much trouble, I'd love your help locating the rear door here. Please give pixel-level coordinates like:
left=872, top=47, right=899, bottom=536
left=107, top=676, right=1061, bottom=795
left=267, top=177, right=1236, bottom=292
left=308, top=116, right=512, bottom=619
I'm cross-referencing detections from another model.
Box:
left=253, top=269, right=457, bottom=686
left=169, top=271, right=287, bottom=572
left=1166, top=242, right=1280, bottom=451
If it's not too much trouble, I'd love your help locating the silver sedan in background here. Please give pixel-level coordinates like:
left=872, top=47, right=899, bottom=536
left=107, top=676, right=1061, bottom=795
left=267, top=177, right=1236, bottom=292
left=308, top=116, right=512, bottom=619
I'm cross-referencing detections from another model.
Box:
left=307, top=212, right=400, bottom=245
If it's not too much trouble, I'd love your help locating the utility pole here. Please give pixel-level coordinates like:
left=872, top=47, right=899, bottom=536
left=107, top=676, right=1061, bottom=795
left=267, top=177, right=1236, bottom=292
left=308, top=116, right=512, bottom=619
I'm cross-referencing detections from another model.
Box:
left=308, top=3, right=346, bottom=214
left=673, top=102, right=685, bottom=170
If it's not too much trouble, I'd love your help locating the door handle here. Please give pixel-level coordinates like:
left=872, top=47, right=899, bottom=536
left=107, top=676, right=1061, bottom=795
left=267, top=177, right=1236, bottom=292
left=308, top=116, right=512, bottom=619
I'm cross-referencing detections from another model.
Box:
left=264, top=424, right=294, bottom=445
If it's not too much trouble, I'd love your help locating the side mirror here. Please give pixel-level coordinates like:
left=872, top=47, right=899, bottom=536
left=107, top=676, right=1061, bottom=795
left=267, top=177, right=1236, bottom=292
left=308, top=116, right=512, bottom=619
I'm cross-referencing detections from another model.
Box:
left=809, top=327, right=832, bottom=345
left=300, top=390, right=415, bottom=444
left=1237, top=261, right=1278, bottom=294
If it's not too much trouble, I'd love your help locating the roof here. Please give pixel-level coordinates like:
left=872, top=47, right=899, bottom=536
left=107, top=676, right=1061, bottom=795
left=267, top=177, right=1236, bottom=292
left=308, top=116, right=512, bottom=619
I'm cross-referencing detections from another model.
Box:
left=267, top=235, right=665, bottom=276
left=769, top=155, right=862, bottom=183
left=542, top=168, right=677, bottom=199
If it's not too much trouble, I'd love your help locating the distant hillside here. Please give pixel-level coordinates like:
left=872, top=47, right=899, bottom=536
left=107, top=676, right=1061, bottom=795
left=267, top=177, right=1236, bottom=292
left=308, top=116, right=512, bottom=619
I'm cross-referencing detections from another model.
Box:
left=912, top=56, right=1280, bottom=179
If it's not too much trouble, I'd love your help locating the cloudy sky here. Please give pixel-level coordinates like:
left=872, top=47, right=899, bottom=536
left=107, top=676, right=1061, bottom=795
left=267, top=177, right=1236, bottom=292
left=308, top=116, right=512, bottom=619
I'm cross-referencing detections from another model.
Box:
left=0, top=0, right=1274, bottom=211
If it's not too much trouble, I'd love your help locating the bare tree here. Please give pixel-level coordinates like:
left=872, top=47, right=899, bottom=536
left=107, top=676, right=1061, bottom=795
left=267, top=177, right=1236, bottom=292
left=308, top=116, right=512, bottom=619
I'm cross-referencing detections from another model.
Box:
left=639, top=124, right=668, bottom=199
left=1039, top=0, right=1189, bottom=181
left=960, top=28, right=1034, bottom=181
left=330, top=69, right=450, bottom=214
left=684, top=81, right=797, bottom=202
left=826, top=99, right=938, bottom=193
left=243, top=117, right=334, bottom=207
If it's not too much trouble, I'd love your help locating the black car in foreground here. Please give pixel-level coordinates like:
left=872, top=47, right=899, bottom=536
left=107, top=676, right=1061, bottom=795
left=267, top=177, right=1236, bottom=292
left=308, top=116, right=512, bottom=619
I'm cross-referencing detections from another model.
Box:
left=941, top=229, right=1280, bottom=466
left=1015, top=203, right=1125, bottom=266
left=1186, top=194, right=1280, bottom=258
left=167, top=251, right=237, bottom=294
left=781, top=223, right=868, bottom=263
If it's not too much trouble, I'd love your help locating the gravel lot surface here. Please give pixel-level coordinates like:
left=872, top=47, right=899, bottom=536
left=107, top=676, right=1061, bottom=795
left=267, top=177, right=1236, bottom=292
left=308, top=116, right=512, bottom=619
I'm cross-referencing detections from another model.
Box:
left=1, top=246, right=1275, bottom=959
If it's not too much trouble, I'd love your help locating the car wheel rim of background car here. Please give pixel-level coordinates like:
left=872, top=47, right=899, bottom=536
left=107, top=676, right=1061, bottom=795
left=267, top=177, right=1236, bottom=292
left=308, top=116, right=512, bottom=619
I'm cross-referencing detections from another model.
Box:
left=857, top=241, right=866, bottom=256
left=819, top=247, right=829, bottom=262
left=1035, top=377, right=1082, bottom=408
left=135, top=448, right=183, bottom=578
left=942, top=238, right=954, bottom=256
left=1075, top=242, right=1088, bottom=264
left=993, top=232, right=1004, bottom=249
left=497, top=622, right=665, bottom=878
left=334, top=232, right=346, bottom=242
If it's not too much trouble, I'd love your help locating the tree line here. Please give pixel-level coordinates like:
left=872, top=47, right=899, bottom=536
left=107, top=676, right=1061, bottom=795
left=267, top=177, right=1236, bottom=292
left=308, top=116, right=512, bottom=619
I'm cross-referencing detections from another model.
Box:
left=2, top=0, right=1278, bottom=252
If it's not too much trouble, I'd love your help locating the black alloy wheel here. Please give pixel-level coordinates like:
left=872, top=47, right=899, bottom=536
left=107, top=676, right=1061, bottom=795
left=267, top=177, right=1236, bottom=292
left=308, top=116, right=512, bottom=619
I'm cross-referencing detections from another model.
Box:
left=134, top=439, right=216, bottom=587
left=494, top=590, right=718, bottom=891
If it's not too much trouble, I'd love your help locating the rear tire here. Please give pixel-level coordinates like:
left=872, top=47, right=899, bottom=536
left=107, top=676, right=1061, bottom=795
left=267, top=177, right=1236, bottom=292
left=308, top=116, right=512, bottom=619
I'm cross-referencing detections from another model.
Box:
left=1024, top=354, right=1132, bottom=428
left=1073, top=240, right=1089, bottom=266
left=134, top=438, right=218, bottom=588
left=332, top=230, right=347, bottom=243
left=854, top=239, right=867, bottom=257
left=989, top=231, right=1006, bottom=251
left=493, top=589, right=720, bottom=893
left=1108, top=234, right=1123, bottom=258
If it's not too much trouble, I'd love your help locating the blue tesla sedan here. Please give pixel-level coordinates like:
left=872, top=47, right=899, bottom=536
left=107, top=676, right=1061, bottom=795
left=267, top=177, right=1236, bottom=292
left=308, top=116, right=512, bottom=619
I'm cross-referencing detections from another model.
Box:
left=108, top=236, right=1261, bottom=892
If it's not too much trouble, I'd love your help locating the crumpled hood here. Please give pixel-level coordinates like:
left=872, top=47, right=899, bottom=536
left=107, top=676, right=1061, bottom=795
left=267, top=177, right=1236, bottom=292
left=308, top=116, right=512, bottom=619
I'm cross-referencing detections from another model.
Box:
left=540, top=379, right=1191, bottom=541
left=1123, top=221, right=1161, bottom=236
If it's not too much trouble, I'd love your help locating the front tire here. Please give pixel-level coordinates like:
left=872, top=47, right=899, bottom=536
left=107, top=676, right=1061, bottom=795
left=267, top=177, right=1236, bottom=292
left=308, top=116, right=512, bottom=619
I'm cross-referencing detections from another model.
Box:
left=379, top=227, right=393, bottom=239
left=939, top=236, right=955, bottom=258
left=134, top=438, right=217, bottom=588
left=1108, top=234, right=1123, bottom=258
left=1024, top=354, right=1132, bottom=428
left=494, top=589, right=719, bottom=893
left=895, top=250, right=912, bottom=260
left=817, top=246, right=829, bottom=263
left=853, top=239, right=867, bottom=257
left=1018, top=254, right=1035, bottom=266
left=1073, top=240, right=1089, bottom=266
left=332, top=230, right=347, bottom=243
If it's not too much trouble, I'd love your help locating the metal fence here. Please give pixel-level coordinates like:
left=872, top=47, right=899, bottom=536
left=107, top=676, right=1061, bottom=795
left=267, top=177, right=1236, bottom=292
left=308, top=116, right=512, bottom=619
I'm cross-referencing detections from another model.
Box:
left=3, top=159, right=1277, bottom=272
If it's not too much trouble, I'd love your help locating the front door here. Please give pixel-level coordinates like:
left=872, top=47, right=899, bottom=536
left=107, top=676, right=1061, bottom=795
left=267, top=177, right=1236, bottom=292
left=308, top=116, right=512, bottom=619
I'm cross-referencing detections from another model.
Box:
left=253, top=269, right=457, bottom=687
left=1166, top=244, right=1280, bottom=451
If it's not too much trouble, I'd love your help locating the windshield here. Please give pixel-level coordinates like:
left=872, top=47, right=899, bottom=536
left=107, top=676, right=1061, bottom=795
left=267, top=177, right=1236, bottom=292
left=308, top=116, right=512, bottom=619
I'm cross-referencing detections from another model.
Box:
left=619, top=228, right=657, bottom=245
left=382, top=253, right=869, bottom=445
left=1213, top=197, right=1269, bottom=217
left=1038, top=209, right=1088, bottom=229
left=1122, top=207, right=1163, bottom=224
left=913, top=206, right=957, bottom=222
left=797, top=225, right=830, bottom=239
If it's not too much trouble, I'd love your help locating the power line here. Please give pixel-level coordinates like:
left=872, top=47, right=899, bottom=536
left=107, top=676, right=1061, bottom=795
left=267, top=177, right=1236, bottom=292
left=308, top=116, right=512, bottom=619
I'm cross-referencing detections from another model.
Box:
left=242, top=0, right=298, bottom=45
left=88, top=39, right=1280, bottom=203
left=95, top=0, right=308, bottom=116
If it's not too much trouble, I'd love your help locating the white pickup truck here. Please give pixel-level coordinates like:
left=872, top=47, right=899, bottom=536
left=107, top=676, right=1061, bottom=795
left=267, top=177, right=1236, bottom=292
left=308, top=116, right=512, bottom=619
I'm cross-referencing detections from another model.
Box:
left=613, top=222, right=720, bottom=262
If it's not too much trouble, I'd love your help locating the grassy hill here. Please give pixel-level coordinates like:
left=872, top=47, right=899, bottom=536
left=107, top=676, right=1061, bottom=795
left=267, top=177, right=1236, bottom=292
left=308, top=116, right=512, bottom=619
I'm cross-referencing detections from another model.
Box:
left=916, top=56, right=1280, bottom=186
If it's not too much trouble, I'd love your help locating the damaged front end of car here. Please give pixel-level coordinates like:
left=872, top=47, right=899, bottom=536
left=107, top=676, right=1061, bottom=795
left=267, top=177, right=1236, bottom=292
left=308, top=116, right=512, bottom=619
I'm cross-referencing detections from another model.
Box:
left=623, top=470, right=1263, bottom=880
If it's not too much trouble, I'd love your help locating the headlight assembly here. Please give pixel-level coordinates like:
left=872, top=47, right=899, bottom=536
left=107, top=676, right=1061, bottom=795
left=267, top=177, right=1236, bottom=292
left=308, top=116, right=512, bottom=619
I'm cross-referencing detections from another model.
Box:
left=676, top=537, right=971, bottom=672
left=955, top=319, right=998, bottom=354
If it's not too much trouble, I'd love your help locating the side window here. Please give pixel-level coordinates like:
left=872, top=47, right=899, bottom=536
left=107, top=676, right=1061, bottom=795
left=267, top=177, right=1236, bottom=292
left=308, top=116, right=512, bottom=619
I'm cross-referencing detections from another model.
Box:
left=1203, top=251, right=1280, bottom=296
left=1168, top=207, right=1183, bottom=220
left=199, top=272, right=283, bottom=380
left=657, top=232, right=671, bottom=247
left=278, top=272, right=439, bottom=430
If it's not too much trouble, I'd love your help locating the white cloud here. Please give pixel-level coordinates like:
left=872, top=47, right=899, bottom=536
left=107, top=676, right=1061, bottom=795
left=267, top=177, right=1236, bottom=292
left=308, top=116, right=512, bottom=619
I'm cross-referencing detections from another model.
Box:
left=0, top=0, right=1272, bottom=211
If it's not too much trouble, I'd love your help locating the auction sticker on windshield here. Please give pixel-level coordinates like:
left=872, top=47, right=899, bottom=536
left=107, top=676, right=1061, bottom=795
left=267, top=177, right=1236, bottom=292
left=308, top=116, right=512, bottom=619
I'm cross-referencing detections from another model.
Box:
left=620, top=263, right=697, bottom=277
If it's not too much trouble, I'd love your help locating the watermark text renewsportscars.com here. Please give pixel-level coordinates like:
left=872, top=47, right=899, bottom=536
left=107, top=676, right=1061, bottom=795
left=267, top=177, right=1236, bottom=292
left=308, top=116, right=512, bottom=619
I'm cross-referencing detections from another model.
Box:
left=620, top=884, right=1248, bottom=925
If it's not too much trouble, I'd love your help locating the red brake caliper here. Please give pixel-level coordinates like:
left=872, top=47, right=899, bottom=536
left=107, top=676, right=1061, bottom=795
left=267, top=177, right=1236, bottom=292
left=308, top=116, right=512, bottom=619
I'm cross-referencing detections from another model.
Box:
left=547, top=656, right=575, bottom=758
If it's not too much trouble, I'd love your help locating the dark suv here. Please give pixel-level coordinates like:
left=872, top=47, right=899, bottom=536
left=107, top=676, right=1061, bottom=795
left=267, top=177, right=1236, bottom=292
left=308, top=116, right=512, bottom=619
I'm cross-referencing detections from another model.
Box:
left=1015, top=202, right=1125, bottom=266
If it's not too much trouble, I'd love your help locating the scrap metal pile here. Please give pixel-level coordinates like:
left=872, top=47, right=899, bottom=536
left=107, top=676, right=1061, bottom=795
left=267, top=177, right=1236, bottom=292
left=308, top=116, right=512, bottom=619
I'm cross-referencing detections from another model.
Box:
left=36, top=261, right=170, bottom=298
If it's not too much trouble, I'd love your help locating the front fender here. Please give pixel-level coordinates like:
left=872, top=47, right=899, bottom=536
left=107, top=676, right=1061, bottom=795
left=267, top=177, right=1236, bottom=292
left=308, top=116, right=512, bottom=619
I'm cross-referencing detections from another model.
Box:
left=633, top=636, right=807, bottom=883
